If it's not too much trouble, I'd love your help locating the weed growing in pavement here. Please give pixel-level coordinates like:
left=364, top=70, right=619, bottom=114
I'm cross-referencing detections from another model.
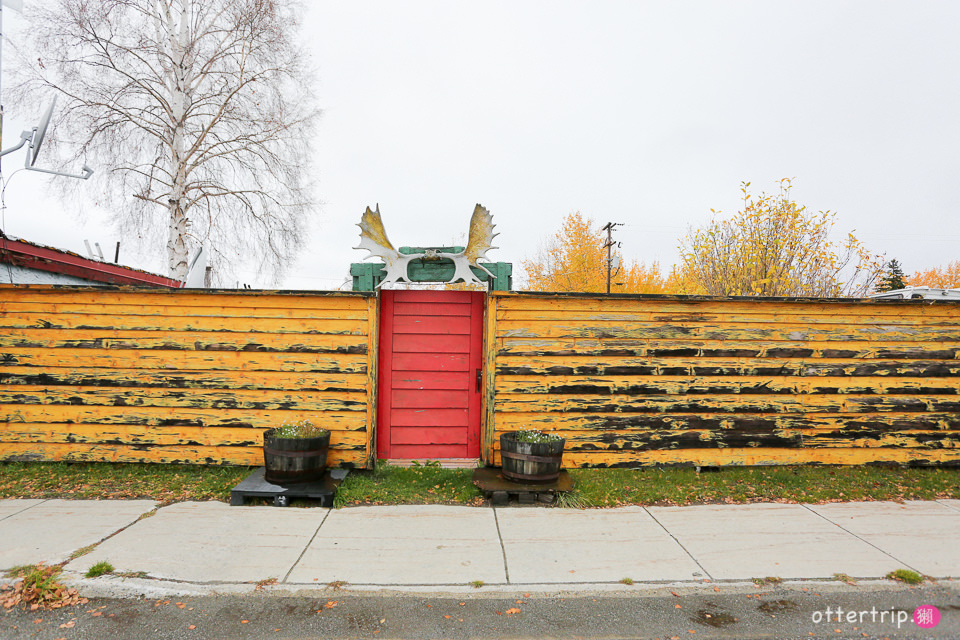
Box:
left=115, top=571, right=149, bottom=579
left=0, top=563, right=88, bottom=610
left=752, top=577, right=783, bottom=586
left=85, top=561, right=114, bottom=578
left=255, top=577, right=278, bottom=590
left=69, top=545, right=97, bottom=560
left=886, top=569, right=924, bottom=585
left=470, top=580, right=484, bottom=589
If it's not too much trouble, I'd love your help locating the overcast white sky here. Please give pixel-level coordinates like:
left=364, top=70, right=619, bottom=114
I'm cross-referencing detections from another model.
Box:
left=1, top=1, right=958, bottom=290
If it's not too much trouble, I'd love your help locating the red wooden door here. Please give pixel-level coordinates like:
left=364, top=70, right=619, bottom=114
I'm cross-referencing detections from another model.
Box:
left=377, top=290, right=484, bottom=459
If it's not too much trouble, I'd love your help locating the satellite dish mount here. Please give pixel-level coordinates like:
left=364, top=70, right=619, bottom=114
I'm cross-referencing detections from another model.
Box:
left=0, top=95, right=93, bottom=180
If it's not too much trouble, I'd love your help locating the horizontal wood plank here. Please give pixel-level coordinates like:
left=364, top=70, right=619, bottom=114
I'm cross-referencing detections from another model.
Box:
left=0, top=328, right=368, bottom=354
left=1, top=404, right=368, bottom=429
left=0, top=312, right=368, bottom=335
left=0, top=387, right=367, bottom=412
left=0, top=367, right=368, bottom=392
left=0, top=348, right=368, bottom=373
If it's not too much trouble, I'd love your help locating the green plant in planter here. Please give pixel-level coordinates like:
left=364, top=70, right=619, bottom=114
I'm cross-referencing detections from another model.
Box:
left=272, top=419, right=329, bottom=439
left=514, top=429, right=563, bottom=444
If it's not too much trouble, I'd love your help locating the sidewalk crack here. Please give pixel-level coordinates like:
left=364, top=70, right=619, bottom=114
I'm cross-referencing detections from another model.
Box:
left=937, top=499, right=960, bottom=514
left=800, top=503, right=923, bottom=575
left=644, top=508, right=713, bottom=581
left=282, top=508, right=331, bottom=584
left=492, top=508, right=510, bottom=584
left=0, top=498, right=50, bottom=522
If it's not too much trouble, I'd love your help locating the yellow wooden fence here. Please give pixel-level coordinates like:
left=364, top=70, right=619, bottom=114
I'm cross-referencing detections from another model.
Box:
left=4, top=286, right=960, bottom=469
left=483, top=292, right=960, bottom=467
left=0, top=286, right=377, bottom=467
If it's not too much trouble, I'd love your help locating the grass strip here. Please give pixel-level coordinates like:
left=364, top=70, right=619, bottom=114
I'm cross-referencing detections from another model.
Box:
left=0, top=461, right=957, bottom=507
left=334, top=461, right=484, bottom=507
left=566, top=465, right=960, bottom=507
left=0, top=462, right=251, bottom=504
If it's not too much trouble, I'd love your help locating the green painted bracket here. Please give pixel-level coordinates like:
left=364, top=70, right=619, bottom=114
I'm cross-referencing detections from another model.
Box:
left=351, top=247, right=512, bottom=291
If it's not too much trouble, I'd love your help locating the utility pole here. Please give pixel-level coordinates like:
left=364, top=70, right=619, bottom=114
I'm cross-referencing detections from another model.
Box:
left=601, top=222, right=622, bottom=294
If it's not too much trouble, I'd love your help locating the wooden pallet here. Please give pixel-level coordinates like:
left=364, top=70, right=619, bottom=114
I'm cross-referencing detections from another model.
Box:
left=230, top=467, right=349, bottom=507
left=472, top=467, right=573, bottom=506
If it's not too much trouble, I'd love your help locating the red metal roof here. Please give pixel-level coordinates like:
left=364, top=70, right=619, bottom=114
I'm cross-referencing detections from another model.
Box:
left=0, top=236, right=182, bottom=288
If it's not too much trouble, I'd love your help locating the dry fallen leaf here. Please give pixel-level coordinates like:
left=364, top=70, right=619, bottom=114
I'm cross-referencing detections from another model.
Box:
left=671, top=591, right=681, bottom=597
left=188, top=625, right=196, bottom=630
left=505, top=608, right=521, bottom=615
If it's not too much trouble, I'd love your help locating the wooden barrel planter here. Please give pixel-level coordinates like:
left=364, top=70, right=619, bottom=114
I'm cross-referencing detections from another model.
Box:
left=263, top=428, right=330, bottom=484
left=500, top=431, right=565, bottom=483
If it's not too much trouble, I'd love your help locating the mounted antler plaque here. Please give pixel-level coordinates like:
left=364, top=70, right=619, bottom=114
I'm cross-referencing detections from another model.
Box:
left=353, top=204, right=500, bottom=287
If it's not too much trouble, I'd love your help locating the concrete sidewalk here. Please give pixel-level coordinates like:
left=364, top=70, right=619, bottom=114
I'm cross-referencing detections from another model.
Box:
left=2, top=498, right=959, bottom=598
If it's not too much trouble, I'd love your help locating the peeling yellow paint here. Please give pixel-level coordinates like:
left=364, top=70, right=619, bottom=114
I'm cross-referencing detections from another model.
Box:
left=485, top=292, right=960, bottom=468
left=0, top=286, right=376, bottom=468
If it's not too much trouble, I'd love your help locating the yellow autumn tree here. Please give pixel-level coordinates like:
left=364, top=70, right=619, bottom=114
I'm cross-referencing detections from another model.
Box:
left=908, top=261, right=960, bottom=288
left=522, top=212, right=669, bottom=293
left=677, top=179, right=885, bottom=297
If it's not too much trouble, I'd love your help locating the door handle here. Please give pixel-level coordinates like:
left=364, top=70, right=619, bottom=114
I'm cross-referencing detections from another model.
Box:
left=476, top=368, right=482, bottom=393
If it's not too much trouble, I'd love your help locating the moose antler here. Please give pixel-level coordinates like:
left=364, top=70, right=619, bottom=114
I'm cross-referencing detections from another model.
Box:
left=353, top=203, right=499, bottom=287
left=441, top=204, right=499, bottom=285
left=354, top=205, right=414, bottom=286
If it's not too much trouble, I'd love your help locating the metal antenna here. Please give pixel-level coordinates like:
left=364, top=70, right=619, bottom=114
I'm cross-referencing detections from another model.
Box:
left=0, top=2, right=93, bottom=181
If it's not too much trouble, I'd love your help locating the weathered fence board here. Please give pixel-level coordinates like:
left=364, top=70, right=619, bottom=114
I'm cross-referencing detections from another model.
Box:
left=484, top=292, right=960, bottom=468
left=0, top=286, right=377, bottom=467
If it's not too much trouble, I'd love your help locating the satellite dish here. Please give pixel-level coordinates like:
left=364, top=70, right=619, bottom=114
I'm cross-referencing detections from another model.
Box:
left=31, top=95, right=57, bottom=166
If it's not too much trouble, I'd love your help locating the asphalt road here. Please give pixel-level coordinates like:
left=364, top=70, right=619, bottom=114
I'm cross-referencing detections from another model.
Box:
left=2, top=585, right=958, bottom=640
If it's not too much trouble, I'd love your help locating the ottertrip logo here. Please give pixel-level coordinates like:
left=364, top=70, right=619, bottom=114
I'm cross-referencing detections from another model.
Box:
left=811, top=605, right=940, bottom=629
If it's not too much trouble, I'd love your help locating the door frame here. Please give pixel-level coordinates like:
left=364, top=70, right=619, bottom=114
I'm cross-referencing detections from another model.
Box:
left=374, top=289, right=486, bottom=460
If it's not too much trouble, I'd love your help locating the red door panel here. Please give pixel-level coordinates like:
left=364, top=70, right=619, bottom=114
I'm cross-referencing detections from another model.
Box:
left=378, top=290, right=484, bottom=459
left=392, top=315, right=473, bottom=334
left=390, top=408, right=469, bottom=427
left=391, top=371, right=470, bottom=390
left=392, top=334, right=470, bottom=353
left=390, top=353, right=470, bottom=371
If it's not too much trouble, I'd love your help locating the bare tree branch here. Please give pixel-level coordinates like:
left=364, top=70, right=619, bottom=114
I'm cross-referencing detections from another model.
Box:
left=8, top=0, right=318, bottom=284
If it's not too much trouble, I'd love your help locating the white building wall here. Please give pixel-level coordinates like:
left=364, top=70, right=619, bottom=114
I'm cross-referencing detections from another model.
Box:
left=1, top=263, right=104, bottom=286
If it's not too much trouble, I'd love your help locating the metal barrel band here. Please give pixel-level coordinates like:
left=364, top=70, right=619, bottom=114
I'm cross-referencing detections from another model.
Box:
left=500, top=450, right=561, bottom=464
left=263, top=447, right=326, bottom=458
left=502, top=469, right=561, bottom=481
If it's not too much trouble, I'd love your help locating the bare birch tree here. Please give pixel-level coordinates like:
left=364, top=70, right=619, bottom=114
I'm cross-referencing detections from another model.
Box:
left=10, top=0, right=317, bottom=283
